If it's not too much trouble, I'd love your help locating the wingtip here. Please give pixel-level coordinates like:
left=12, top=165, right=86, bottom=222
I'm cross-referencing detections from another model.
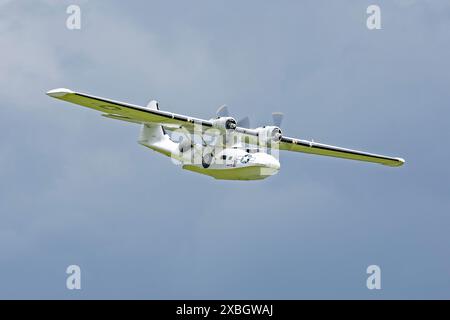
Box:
left=388, top=157, right=405, bottom=167
left=46, top=88, right=74, bottom=98
left=396, top=157, right=405, bottom=166
left=382, top=157, right=405, bottom=167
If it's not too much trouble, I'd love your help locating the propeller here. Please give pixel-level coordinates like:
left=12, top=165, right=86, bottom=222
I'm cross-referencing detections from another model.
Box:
left=237, top=116, right=250, bottom=129
left=217, top=105, right=283, bottom=129
left=271, top=112, right=284, bottom=127
left=216, top=104, right=229, bottom=117
left=216, top=104, right=250, bottom=128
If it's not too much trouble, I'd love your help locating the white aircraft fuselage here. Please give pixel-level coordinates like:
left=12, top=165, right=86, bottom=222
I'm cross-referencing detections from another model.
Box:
left=138, top=123, right=280, bottom=180
left=181, top=148, right=281, bottom=181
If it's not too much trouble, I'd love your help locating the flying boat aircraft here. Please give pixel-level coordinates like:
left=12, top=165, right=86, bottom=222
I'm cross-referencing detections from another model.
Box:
left=46, top=88, right=404, bottom=180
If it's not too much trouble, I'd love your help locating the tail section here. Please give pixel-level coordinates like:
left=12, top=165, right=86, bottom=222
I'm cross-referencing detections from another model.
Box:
left=138, top=100, right=179, bottom=159
left=138, top=123, right=165, bottom=144
left=139, top=100, right=164, bottom=144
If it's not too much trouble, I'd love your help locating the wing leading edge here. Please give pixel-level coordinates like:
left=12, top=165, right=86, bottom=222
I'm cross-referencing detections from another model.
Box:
left=279, top=136, right=404, bottom=167
left=46, top=88, right=213, bottom=131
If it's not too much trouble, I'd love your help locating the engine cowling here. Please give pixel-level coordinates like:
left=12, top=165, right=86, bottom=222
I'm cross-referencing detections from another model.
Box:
left=256, top=126, right=283, bottom=144
left=211, top=117, right=237, bottom=131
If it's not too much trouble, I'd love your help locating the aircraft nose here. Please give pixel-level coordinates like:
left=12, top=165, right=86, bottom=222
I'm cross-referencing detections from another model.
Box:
left=254, top=153, right=280, bottom=170
left=270, top=157, right=281, bottom=170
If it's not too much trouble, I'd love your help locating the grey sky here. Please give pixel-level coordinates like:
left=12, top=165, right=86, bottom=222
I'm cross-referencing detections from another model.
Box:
left=0, top=0, right=449, bottom=299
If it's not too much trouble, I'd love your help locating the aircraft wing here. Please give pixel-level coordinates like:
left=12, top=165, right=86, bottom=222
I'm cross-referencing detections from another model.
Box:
left=279, top=136, right=405, bottom=167
left=46, top=88, right=213, bottom=132
left=46, top=88, right=404, bottom=167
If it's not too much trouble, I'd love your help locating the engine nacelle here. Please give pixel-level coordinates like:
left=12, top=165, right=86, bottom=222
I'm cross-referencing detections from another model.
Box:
left=211, top=117, right=237, bottom=131
left=256, top=126, right=283, bottom=144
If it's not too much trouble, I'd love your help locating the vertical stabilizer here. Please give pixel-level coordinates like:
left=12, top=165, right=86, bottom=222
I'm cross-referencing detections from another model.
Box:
left=137, top=99, right=179, bottom=159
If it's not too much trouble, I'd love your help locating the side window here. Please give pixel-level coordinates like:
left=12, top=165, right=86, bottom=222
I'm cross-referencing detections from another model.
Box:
left=228, top=156, right=233, bottom=160
left=222, top=155, right=227, bottom=160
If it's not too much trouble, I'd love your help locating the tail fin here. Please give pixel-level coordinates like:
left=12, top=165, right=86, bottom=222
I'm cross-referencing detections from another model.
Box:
left=138, top=100, right=181, bottom=159
left=145, top=100, right=166, bottom=135
left=138, top=99, right=165, bottom=144
left=139, top=123, right=164, bottom=144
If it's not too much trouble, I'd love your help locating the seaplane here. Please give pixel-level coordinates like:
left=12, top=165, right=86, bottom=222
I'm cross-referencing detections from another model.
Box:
left=46, top=88, right=405, bottom=180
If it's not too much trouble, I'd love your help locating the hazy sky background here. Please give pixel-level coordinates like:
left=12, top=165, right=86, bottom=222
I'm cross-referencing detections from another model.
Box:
left=1, top=0, right=449, bottom=299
